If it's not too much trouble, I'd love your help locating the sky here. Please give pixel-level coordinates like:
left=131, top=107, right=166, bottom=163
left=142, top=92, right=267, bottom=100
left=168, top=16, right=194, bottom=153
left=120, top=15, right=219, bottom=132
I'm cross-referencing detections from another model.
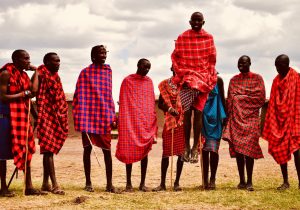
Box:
left=0, top=0, right=299, bottom=101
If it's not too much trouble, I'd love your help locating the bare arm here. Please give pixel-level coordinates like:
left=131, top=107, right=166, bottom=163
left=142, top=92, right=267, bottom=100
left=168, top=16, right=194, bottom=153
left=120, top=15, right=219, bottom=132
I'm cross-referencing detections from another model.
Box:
left=0, top=70, right=24, bottom=102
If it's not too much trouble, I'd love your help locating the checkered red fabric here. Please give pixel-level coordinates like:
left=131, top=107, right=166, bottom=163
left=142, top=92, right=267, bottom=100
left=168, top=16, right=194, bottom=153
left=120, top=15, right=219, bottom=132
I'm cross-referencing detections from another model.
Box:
left=72, top=64, right=116, bottom=134
left=262, top=68, right=300, bottom=164
left=171, top=29, right=217, bottom=111
left=222, top=72, right=265, bottom=159
left=116, top=74, right=158, bottom=164
left=1, top=63, right=35, bottom=170
left=162, top=125, right=185, bottom=157
left=81, top=132, right=111, bottom=150
left=36, top=65, right=68, bottom=154
left=158, top=77, right=183, bottom=130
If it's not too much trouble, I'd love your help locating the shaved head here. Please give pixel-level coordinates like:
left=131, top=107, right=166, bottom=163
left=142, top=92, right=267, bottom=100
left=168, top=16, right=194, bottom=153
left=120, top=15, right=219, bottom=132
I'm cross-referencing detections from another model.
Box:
left=275, top=54, right=290, bottom=78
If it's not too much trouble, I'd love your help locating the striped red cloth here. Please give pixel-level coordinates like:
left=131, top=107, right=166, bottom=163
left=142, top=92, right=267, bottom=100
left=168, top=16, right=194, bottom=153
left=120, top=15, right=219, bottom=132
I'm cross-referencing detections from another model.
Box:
left=72, top=64, right=116, bottom=135
left=116, top=74, right=157, bottom=164
left=262, top=68, right=300, bottom=164
left=36, top=65, right=68, bottom=154
left=171, top=29, right=217, bottom=111
left=1, top=63, right=35, bottom=170
left=162, top=125, right=184, bottom=157
left=223, top=72, right=265, bottom=159
left=158, top=77, right=183, bottom=130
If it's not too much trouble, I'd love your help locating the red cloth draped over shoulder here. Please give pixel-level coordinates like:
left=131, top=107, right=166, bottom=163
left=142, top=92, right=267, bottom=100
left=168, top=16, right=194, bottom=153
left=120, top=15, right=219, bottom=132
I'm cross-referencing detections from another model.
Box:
left=116, top=74, right=157, bottom=164
left=262, top=68, right=300, bottom=164
left=158, top=77, right=183, bottom=131
left=1, top=63, right=35, bottom=170
left=223, top=72, right=265, bottom=159
left=36, top=65, right=68, bottom=154
left=171, top=29, right=217, bottom=111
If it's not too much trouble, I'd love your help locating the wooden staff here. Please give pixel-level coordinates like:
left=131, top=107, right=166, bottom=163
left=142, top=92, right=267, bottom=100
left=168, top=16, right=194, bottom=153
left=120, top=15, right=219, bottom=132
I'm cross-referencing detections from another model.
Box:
left=85, top=132, right=101, bottom=168
left=23, top=98, right=31, bottom=195
left=170, top=127, right=174, bottom=190
left=199, top=133, right=205, bottom=188
left=7, top=167, right=18, bottom=189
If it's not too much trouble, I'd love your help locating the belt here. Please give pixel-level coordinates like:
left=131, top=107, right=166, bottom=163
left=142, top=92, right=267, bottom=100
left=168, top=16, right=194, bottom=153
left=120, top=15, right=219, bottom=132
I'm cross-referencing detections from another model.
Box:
left=0, top=114, right=9, bottom=118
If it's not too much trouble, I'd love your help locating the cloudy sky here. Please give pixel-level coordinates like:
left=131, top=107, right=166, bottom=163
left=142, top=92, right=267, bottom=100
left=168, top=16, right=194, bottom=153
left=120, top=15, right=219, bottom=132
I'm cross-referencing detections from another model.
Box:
left=0, top=0, right=299, bottom=101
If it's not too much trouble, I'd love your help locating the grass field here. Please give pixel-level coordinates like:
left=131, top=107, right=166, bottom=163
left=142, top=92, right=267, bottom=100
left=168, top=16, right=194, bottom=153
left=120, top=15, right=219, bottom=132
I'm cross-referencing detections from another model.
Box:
left=1, top=137, right=299, bottom=210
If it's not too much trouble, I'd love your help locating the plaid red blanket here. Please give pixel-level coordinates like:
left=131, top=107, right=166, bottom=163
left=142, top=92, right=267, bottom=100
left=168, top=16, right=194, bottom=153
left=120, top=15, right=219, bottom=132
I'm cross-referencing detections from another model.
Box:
left=262, top=68, right=300, bottom=164
left=72, top=64, right=116, bottom=134
left=116, top=74, right=157, bottom=164
left=158, top=77, right=183, bottom=131
left=1, top=63, right=35, bottom=170
left=36, top=65, right=68, bottom=154
left=223, top=72, right=265, bottom=159
left=171, top=29, right=217, bottom=111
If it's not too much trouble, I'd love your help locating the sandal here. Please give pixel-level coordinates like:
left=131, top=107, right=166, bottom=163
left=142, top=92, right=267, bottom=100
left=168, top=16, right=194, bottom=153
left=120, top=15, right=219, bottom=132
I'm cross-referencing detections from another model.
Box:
left=277, top=183, right=290, bottom=191
left=51, top=186, right=65, bottom=195
left=124, top=185, right=134, bottom=193
left=41, top=184, right=52, bottom=192
left=25, top=188, right=48, bottom=196
left=0, top=189, right=15, bottom=197
left=84, top=185, right=94, bottom=192
left=246, top=184, right=254, bottom=191
left=190, top=148, right=199, bottom=164
left=208, top=179, right=216, bottom=190
left=152, top=185, right=166, bottom=192
left=173, top=184, right=182, bottom=191
left=181, top=149, right=190, bottom=162
left=139, top=185, right=151, bottom=192
left=106, top=186, right=121, bottom=194
left=237, top=182, right=246, bottom=189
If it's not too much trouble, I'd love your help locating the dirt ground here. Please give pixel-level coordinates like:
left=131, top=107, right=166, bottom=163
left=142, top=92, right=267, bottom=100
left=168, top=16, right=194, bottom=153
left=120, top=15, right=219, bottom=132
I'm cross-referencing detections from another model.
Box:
left=0, top=136, right=299, bottom=209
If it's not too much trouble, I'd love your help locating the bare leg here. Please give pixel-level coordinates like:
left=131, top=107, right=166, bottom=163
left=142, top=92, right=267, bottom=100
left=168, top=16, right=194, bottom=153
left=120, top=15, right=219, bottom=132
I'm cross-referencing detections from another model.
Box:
left=41, top=154, right=50, bottom=191
left=126, top=163, right=133, bottom=191
left=236, top=152, right=246, bottom=189
left=277, top=163, right=290, bottom=190
left=293, top=150, right=300, bottom=188
left=245, top=155, right=254, bottom=191
left=183, top=109, right=192, bottom=162
left=83, top=145, right=93, bottom=192
left=202, top=150, right=209, bottom=189
left=153, top=157, right=168, bottom=191
left=174, top=156, right=184, bottom=190
left=102, top=149, right=114, bottom=191
left=209, top=152, right=219, bottom=189
left=192, top=109, right=202, bottom=149
left=139, top=156, right=150, bottom=191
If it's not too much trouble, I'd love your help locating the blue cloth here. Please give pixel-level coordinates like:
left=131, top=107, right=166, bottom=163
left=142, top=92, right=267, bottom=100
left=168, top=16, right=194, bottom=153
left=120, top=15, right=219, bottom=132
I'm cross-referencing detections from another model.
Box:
left=0, top=100, right=13, bottom=160
left=202, top=84, right=226, bottom=141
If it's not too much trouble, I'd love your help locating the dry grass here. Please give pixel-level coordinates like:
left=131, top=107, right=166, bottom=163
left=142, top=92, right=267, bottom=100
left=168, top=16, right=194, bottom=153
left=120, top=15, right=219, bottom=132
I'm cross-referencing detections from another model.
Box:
left=1, top=138, right=300, bottom=210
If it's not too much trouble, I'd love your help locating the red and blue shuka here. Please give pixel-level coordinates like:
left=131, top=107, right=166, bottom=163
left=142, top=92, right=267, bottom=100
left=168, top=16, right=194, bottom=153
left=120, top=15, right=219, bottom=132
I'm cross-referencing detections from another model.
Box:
left=72, top=64, right=116, bottom=135
left=171, top=29, right=217, bottom=111
left=262, top=68, right=300, bottom=164
left=223, top=72, right=265, bottom=159
left=1, top=63, right=35, bottom=170
left=36, top=65, right=68, bottom=154
left=116, top=74, right=157, bottom=164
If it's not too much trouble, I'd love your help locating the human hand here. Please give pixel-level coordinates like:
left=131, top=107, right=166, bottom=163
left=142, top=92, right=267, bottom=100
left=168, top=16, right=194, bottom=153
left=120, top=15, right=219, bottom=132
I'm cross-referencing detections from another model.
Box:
left=26, top=65, right=37, bottom=71
left=111, top=121, right=117, bottom=129
left=168, top=107, right=179, bottom=116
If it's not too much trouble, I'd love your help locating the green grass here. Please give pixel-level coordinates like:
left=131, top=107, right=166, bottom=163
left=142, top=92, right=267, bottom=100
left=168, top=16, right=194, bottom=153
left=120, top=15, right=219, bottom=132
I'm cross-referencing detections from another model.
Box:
left=1, top=178, right=300, bottom=210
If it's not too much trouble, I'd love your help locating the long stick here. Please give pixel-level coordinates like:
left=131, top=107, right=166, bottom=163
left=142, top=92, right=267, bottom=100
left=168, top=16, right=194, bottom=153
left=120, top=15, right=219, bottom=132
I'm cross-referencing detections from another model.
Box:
left=7, top=167, right=18, bottom=189
left=170, top=128, right=174, bottom=190
left=23, top=99, right=31, bottom=195
left=85, top=132, right=101, bottom=168
left=199, top=134, right=205, bottom=188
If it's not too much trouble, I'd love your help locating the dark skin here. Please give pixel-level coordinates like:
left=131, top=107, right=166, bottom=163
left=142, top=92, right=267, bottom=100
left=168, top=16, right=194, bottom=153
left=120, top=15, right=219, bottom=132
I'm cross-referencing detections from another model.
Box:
left=233, top=55, right=255, bottom=191
left=202, top=76, right=225, bottom=190
left=274, top=54, right=300, bottom=190
left=189, top=12, right=205, bottom=32
left=83, top=46, right=117, bottom=193
left=125, top=59, right=152, bottom=192
left=153, top=68, right=184, bottom=191
left=0, top=50, right=40, bottom=196
left=32, top=54, right=64, bottom=194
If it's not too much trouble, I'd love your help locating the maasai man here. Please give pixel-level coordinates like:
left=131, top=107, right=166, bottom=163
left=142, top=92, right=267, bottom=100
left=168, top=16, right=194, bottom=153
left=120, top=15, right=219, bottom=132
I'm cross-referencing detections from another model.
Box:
left=116, top=58, right=157, bottom=192
left=262, top=54, right=300, bottom=190
left=73, top=45, right=118, bottom=193
left=201, top=75, right=226, bottom=190
left=33, top=52, right=68, bottom=195
left=153, top=66, right=185, bottom=192
left=171, top=11, right=217, bottom=163
left=0, top=49, right=45, bottom=196
left=223, top=55, right=265, bottom=191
